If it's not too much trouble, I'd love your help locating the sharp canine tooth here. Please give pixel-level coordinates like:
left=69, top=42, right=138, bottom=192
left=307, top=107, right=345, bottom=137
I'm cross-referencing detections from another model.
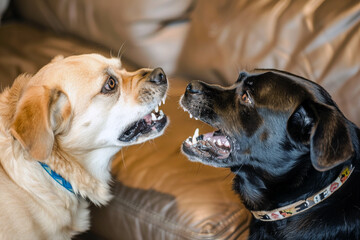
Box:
left=158, top=110, right=164, bottom=119
left=151, top=113, right=157, bottom=121
left=189, top=113, right=193, bottom=119
left=195, top=117, right=199, bottom=120
left=192, top=136, right=197, bottom=144
left=159, top=102, right=162, bottom=106
left=162, top=98, right=166, bottom=105
left=224, top=141, right=230, bottom=147
left=217, top=139, right=222, bottom=145
left=155, top=106, right=159, bottom=113
left=193, top=128, right=199, bottom=140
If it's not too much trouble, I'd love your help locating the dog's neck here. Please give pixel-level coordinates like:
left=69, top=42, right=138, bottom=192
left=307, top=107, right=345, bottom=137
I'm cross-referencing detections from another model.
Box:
left=43, top=145, right=119, bottom=205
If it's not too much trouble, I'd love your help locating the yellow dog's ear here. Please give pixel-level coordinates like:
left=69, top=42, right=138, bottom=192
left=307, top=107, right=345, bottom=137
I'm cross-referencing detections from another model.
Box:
left=10, top=86, right=71, bottom=160
left=51, top=55, right=64, bottom=63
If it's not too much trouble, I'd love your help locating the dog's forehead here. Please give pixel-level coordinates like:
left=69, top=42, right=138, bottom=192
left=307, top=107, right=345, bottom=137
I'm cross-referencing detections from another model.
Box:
left=34, top=54, right=121, bottom=88
left=61, top=54, right=121, bottom=76
left=24, top=54, right=125, bottom=108
left=240, top=69, right=331, bottom=110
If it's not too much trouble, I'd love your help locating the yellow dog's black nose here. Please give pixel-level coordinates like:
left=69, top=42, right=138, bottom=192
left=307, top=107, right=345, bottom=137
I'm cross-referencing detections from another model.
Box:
left=149, top=67, right=167, bottom=85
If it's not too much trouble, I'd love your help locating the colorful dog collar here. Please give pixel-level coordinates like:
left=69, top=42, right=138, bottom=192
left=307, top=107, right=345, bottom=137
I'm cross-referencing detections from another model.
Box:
left=38, top=162, right=75, bottom=194
left=251, top=164, right=354, bottom=221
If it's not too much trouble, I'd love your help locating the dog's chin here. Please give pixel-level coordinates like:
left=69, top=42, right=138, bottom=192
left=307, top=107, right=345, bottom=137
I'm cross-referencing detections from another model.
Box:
left=118, top=109, right=168, bottom=145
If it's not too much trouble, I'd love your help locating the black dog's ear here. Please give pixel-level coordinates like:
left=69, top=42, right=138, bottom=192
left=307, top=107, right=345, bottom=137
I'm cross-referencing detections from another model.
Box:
left=287, top=103, right=315, bottom=144
left=309, top=101, right=354, bottom=171
left=287, top=100, right=354, bottom=171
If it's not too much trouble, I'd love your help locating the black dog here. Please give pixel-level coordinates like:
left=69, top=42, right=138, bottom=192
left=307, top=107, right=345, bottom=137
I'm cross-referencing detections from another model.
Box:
left=180, top=69, right=360, bottom=239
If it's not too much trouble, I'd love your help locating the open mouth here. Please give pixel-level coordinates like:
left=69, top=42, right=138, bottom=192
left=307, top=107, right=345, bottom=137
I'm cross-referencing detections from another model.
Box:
left=181, top=108, right=232, bottom=161
left=183, top=128, right=231, bottom=159
left=118, top=97, right=167, bottom=143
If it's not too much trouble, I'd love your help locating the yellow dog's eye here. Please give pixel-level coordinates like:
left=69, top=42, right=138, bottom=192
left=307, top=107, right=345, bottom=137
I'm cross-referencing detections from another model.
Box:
left=102, top=76, right=117, bottom=93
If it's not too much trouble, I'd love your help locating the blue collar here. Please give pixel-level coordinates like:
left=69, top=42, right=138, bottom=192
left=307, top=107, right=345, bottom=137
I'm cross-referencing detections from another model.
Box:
left=38, top=162, right=75, bottom=194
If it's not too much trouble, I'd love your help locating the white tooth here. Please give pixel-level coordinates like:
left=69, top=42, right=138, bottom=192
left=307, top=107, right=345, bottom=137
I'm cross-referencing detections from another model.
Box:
left=193, top=128, right=199, bottom=140
left=158, top=110, right=164, bottom=119
left=155, top=106, right=159, bottom=113
left=224, top=141, right=230, bottom=147
left=159, top=102, right=162, bottom=106
left=151, top=113, right=157, bottom=121
left=213, top=140, right=216, bottom=143
left=189, top=113, right=193, bottom=119
left=162, top=98, right=166, bottom=105
left=217, top=139, right=222, bottom=146
left=192, top=137, right=197, bottom=145
left=195, top=117, right=199, bottom=120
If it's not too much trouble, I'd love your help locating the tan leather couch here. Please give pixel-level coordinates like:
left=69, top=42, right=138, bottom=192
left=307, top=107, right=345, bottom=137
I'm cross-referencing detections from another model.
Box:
left=1, top=1, right=359, bottom=239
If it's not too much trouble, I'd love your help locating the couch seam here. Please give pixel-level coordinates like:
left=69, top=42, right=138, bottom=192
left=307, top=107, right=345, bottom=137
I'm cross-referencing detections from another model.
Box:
left=112, top=195, right=248, bottom=240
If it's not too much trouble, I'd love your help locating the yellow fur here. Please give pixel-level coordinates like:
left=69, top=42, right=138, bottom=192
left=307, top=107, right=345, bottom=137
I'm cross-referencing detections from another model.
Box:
left=0, top=54, right=168, bottom=239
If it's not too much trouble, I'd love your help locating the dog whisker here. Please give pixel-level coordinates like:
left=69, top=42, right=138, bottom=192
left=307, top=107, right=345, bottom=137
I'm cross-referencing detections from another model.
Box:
left=120, top=149, right=126, bottom=170
left=117, top=41, right=126, bottom=61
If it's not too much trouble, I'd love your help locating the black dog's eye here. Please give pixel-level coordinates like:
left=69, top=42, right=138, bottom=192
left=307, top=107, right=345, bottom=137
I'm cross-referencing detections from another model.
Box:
left=241, top=91, right=252, bottom=104
left=102, top=76, right=118, bottom=93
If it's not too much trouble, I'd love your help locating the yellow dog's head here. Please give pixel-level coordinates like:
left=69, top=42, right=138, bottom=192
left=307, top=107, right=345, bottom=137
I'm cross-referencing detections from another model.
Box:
left=8, top=54, right=168, bottom=162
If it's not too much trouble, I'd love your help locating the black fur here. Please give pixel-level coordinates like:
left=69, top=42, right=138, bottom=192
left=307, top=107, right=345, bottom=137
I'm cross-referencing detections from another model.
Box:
left=181, top=70, right=360, bottom=239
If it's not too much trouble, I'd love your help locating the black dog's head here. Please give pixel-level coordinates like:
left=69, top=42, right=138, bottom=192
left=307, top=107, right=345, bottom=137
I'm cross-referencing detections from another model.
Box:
left=180, top=69, right=356, bottom=177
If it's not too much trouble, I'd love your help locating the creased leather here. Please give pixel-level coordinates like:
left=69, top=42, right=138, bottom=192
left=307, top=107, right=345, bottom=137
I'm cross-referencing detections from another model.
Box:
left=13, top=0, right=194, bottom=74
left=176, top=0, right=360, bottom=125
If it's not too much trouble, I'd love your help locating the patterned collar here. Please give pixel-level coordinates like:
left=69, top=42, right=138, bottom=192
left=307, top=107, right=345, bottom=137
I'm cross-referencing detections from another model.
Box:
left=251, top=164, right=354, bottom=221
left=38, top=162, right=75, bottom=194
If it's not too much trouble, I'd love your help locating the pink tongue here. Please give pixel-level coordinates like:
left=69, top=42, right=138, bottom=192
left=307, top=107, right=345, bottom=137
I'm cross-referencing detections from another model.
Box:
left=143, top=113, right=152, bottom=124
left=203, top=132, right=228, bottom=145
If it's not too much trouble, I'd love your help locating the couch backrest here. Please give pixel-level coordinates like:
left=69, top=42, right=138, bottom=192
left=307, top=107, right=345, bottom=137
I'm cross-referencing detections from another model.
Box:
left=13, top=0, right=360, bottom=124
left=13, top=0, right=193, bottom=74
left=176, top=0, right=360, bottom=125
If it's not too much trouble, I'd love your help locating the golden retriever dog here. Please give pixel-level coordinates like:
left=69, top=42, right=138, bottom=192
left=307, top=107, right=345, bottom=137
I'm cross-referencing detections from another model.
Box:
left=0, top=54, right=168, bottom=239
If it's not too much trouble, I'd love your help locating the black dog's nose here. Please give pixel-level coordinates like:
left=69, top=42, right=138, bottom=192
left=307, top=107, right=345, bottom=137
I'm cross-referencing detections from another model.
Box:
left=186, top=81, right=203, bottom=94
left=149, top=68, right=167, bottom=85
